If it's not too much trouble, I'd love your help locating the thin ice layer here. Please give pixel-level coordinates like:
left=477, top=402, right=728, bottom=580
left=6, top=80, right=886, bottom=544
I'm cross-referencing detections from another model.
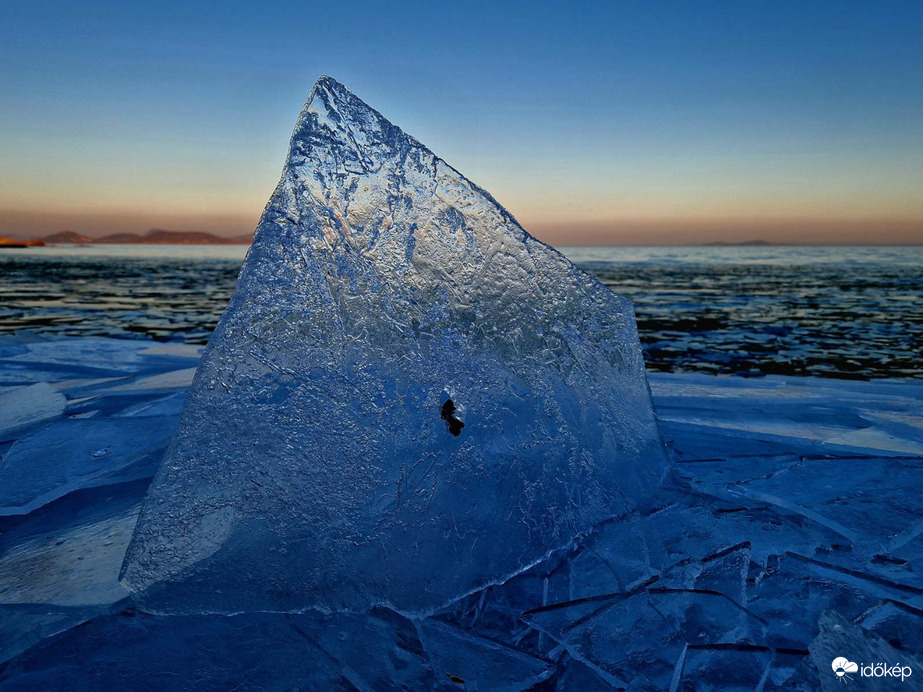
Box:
left=120, top=76, right=668, bottom=614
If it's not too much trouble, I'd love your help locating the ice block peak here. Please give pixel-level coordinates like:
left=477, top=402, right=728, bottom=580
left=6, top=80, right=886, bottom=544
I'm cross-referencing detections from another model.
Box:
left=284, top=74, right=407, bottom=180
left=308, top=74, right=365, bottom=109
left=120, top=77, right=669, bottom=615
left=300, top=74, right=369, bottom=133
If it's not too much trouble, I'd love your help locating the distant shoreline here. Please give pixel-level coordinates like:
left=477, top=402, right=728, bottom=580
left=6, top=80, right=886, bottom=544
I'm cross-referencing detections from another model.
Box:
left=3, top=232, right=922, bottom=249
left=1, top=229, right=253, bottom=247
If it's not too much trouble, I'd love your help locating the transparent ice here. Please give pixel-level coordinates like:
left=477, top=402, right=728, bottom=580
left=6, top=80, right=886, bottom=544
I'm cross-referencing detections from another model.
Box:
left=0, top=416, right=175, bottom=515
left=119, top=76, right=669, bottom=614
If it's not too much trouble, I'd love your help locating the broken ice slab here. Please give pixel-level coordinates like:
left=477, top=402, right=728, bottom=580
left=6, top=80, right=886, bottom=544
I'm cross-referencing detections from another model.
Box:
left=0, top=382, right=66, bottom=441
left=287, top=607, right=435, bottom=689
left=428, top=548, right=575, bottom=660
left=113, top=391, right=187, bottom=418
left=417, top=619, right=554, bottom=691
left=747, top=551, right=923, bottom=650
left=673, top=644, right=774, bottom=691
left=548, top=654, right=620, bottom=691
left=0, top=416, right=176, bottom=515
left=0, top=608, right=435, bottom=690
left=857, top=600, right=923, bottom=657
left=0, top=337, right=200, bottom=375
left=0, top=603, right=126, bottom=666
left=0, top=480, right=149, bottom=607
left=565, top=501, right=732, bottom=600
left=692, top=544, right=751, bottom=606
left=0, top=337, right=149, bottom=378
left=0, top=337, right=204, bottom=387
left=651, top=372, right=923, bottom=460
left=681, top=455, right=923, bottom=576
left=523, top=588, right=767, bottom=688
left=807, top=612, right=922, bottom=691
left=0, top=611, right=355, bottom=690
left=120, top=76, right=669, bottom=614
left=729, top=458, right=922, bottom=563
left=98, top=367, right=197, bottom=393
left=0, top=507, right=137, bottom=607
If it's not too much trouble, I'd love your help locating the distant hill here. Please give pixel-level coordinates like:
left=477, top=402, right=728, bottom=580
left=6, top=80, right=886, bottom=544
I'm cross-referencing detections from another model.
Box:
left=94, top=233, right=145, bottom=243
left=703, top=239, right=772, bottom=247
left=93, top=229, right=252, bottom=245
left=43, top=230, right=93, bottom=244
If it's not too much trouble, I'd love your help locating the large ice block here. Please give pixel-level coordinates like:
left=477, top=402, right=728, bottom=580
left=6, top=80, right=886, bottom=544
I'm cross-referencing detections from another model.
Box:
left=120, top=76, right=668, bottom=613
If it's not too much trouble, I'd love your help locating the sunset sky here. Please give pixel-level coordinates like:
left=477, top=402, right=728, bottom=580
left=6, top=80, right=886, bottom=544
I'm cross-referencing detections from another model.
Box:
left=2, top=1, right=921, bottom=245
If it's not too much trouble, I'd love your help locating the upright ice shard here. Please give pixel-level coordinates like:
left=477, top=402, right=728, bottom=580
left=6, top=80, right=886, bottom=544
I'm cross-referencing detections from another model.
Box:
left=120, top=76, right=669, bottom=613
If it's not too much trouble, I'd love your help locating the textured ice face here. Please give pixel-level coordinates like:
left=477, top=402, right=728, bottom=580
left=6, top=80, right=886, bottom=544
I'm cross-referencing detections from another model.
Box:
left=120, top=76, right=668, bottom=614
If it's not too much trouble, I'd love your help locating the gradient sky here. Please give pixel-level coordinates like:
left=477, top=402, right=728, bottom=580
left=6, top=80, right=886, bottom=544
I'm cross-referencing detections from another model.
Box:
left=2, top=1, right=921, bottom=245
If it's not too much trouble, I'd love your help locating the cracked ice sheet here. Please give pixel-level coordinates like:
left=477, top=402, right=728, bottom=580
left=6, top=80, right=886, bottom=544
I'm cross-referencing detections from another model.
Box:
left=0, top=479, right=142, bottom=669
left=0, top=479, right=149, bottom=608
left=0, top=337, right=203, bottom=388
left=0, top=607, right=435, bottom=690
left=523, top=587, right=768, bottom=689
left=0, top=416, right=176, bottom=515
left=435, top=472, right=922, bottom=687
left=417, top=619, right=553, bottom=691
left=98, top=367, right=197, bottom=393
left=746, top=551, right=923, bottom=651
left=806, top=612, right=923, bottom=691
left=650, top=372, right=923, bottom=460
left=0, top=335, right=921, bottom=686
left=685, top=457, right=923, bottom=568
left=0, top=383, right=66, bottom=441
left=0, top=604, right=124, bottom=666
left=0, top=338, right=150, bottom=377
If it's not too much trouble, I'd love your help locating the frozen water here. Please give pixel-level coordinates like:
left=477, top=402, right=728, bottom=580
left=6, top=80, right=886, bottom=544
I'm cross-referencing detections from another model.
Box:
left=857, top=601, right=923, bottom=657
left=524, top=588, right=767, bottom=688
left=0, top=383, right=65, bottom=441
left=651, top=372, right=923, bottom=461
left=113, top=391, right=188, bottom=418
left=417, top=619, right=554, bottom=691
left=1, top=337, right=148, bottom=374
left=120, top=76, right=669, bottom=614
left=0, top=610, right=400, bottom=691
left=0, top=481, right=146, bottom=607
left=0, top=603, right=128, bottom=667
left=0, top=336, right=921, bottom=687
left=0, top=416, right=176, bottom=515
left=807, top=612, right=922, bottom=691
left=101, top=367, right=197, bottom=393
left=674, top=645, right=773, bottom=691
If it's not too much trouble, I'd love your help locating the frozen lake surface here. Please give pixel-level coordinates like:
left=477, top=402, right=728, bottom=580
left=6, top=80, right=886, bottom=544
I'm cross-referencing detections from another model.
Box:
left=0, top=335, right=920, bottom=688
left=2, top=244, right=921, bottom=379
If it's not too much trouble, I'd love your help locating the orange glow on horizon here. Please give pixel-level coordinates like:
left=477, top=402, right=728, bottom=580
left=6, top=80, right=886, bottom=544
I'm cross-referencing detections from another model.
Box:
left=2, top=206, right=921, bottom=246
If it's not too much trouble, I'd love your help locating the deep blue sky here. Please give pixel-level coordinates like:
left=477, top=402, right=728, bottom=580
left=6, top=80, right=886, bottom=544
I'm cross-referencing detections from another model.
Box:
left=2, top=1, right=921, bottom=244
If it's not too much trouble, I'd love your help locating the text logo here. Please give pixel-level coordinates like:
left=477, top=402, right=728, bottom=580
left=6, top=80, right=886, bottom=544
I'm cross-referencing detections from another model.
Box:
left=831, top=657, right=913, bottom=683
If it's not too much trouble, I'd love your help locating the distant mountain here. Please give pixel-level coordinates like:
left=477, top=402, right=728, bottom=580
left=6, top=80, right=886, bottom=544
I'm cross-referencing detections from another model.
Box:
left=93, top=229, right=252, bottom=245
left=43, top=230, right=93, bottom=244
left=703, top=239, right=772, bottom=247
left=93, top=233, right=145, bottom=243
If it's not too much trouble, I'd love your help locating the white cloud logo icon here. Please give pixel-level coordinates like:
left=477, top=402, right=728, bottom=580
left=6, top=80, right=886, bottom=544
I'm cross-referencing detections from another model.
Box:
left=832, top=657, right=859, bottom=680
